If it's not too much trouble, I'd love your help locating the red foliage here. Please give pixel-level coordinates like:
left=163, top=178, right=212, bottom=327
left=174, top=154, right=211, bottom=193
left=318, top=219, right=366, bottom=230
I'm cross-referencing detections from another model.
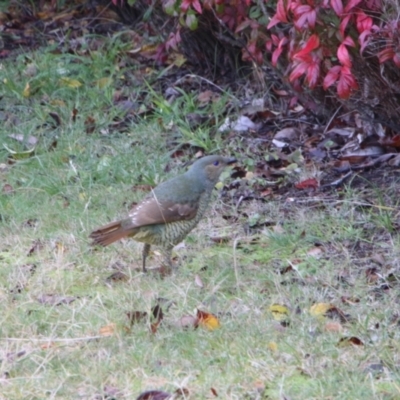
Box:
left=113, top=0, right=399, bottom=100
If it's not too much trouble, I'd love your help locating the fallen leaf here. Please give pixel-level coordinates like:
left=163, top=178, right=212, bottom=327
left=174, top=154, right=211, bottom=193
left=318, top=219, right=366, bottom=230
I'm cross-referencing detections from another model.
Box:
left=176, top=315, right=199, bottom=329
left=295, top=178, right=319, bottom=190
left=306, top=246, right=324, bottom=258
left=40, top=342, right=57, bottom=350
left=27, top=239, right=44, bottom=256
left=59, top=77, right=82, bottom=88
left=136, top=390, right=170, bottom=400
left=197, top=309, right=221, bottom=330
left=338, top=336, right=364, bottom=347
left=3, top=143, right=35, bottom=160
left=23, top=82, right=30, bottom=97
left=324, top=322, right=343, bottom=332
left=310, top=303, right=334, bottom=318
left=274, top=127, right=300, bottom=141
left=268, top=341, right=278, bottom=351
left=49, top=112, right=61, bottom=126
left=99, top=323, right=116, bottom=337
left=194, top=274, right=204, bottom=288
left=37, top=294, right=76, bottom=306
left=126, top=311, right=148, bottom=326
left=106, top=271, right=129, bottom=284
left=96, top=77, right=112, bottom=88
left=2, top=183, right=14, bottom=194
left=103, top=385, right=124, bottom=398
left=269, top=304, right=289, bottom=321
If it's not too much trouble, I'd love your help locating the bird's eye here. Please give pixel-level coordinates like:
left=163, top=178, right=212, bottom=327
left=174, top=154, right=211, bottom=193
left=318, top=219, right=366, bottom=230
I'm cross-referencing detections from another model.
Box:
left=213, top=161, right=219, bottom=166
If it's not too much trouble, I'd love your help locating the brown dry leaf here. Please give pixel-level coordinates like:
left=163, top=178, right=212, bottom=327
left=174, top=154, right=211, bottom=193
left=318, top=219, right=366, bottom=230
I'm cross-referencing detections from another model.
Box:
left=295, top=178, right=319, bottom=190
left=194, top=274, right=204, bottom=288
left=324, top=322, right=343, bottom=332
left=274, top=127, right=300, bottom=142
left=339, top=155, right=367, bottom=164
left=176, top=315, right=199, bottom=329
left=210, top=387, right=218, bottom=397
left=273, top=88, right=289, bottom=96
left=152, top=304, right=164, bottom=322
left=106, top=271, right=129, bottom=284
left=3, top=183, right=14, bottom=194
left=306, top=246, right=324, bottom=258
left=37, top=294, right=76, bottom=306
left=269, top=304, right=289, bottom=321
left=40, top=342, right=57, bottom=350
left=126, top=311, right=148, bottom=326
left=197, top=90, right=220, bottom=104
left=71, top=108, right=78, bottom=122
left=150, top=321, right=161, bottom=334
left=366, top=267, right=379, bottom=284
left=332, top=160, right=351, bottom=172
left=209, top=235, right=231, bottom=244
left=379, top=134, right=400, bottom=147
left=340, top=296, right=360, bottom=305
left=273, top=224, right=285, bottom=234
left=103, top=385, right=124, bottom=398
left=197, top=309, right=221, bottom=330
left=99, top=323, right=117, bottom=337
left=85, top=116, right=96, bottom=134
left=370, top=253, right=385, bottom=266
left=136, top=390, right=171, bottom=400
left=49, top=112, right=61, bottom=126
left=337, top=336, right=364, bottom=347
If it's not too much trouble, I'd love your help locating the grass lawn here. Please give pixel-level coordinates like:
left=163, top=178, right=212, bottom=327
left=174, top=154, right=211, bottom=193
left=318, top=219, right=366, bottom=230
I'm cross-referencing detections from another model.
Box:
left=1, top=36, right=400, bottom=400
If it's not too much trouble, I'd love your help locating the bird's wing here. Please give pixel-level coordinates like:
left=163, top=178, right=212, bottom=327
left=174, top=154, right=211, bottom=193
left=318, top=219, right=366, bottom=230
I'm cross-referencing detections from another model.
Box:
left=125, top=194, right=198, bottom=229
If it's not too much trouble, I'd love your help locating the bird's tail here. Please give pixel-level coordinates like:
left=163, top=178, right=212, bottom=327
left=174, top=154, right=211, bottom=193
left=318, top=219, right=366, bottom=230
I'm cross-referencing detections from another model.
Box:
left=90, top=220, right=132, bottom=246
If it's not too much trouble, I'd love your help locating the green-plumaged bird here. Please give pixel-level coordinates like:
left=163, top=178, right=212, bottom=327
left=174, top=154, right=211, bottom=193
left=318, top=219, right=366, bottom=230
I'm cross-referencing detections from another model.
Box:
left=90, top=155, right=236, bottom=272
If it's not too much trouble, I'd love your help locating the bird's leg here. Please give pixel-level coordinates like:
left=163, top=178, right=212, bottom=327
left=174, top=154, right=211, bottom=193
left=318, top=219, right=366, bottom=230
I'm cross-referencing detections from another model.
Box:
left=142, top=243, right=151, bottom=272
left=162, top=246, right=174, bottom=271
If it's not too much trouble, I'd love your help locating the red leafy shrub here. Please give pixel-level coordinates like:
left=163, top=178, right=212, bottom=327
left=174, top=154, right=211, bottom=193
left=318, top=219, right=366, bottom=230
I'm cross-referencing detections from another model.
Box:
left=112, top=0, right=400, bottom=101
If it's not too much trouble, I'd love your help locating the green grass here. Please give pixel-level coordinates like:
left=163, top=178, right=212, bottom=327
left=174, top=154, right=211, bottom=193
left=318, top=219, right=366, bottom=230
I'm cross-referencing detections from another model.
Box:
left=1, top=41, right=400, bottom=400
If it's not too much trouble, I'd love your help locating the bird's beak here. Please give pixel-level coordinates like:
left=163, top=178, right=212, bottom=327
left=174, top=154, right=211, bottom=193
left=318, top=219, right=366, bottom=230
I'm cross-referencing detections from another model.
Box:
left=227, top=158, right=237, bottom=165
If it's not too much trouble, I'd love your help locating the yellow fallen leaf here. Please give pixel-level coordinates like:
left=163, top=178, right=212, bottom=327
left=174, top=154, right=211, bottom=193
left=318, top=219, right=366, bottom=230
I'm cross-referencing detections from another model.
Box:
left=269, top=304, right=289, bottom=321
left=60, top=77, right=82, bottom=88
left=23, top=82, right=30, bottom=97
left=268, top=341, right=278, bottom=352
left=50, top=99, right=66, bottom=107
left=3, top=144, right=35, bottom=160
left=170, top=53, right=186, bottom=67
left=96, top=77, right=112, bottom=89
left=310, top=303, right=333, bottom=318
left=197, top=309, right=220, bottom=330
left=79, top=192, right=86, bottom=201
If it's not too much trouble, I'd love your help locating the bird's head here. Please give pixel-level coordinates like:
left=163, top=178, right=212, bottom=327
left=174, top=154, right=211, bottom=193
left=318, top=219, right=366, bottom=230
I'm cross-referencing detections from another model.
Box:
left=188, top=155, right=236, bottom=188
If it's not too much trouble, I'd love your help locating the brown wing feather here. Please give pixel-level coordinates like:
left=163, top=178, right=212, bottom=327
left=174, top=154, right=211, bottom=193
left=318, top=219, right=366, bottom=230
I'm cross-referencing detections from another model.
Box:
left=126, top=194, right=198, bottom=229
left=90, top=194, right=198, bottom=247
